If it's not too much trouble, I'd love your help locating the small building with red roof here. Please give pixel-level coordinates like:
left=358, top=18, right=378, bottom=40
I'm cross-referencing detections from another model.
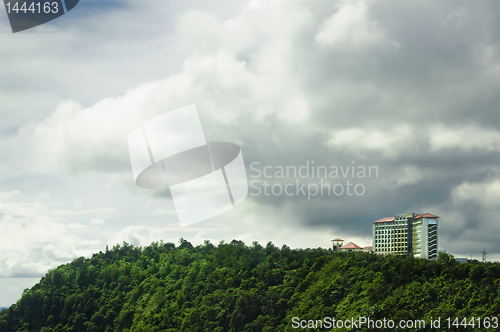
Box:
left=340, top=242, right=363, bottom=252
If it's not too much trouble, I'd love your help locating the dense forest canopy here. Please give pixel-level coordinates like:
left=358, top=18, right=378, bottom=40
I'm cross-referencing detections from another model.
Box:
left=1, top=239, right=499, bottom=331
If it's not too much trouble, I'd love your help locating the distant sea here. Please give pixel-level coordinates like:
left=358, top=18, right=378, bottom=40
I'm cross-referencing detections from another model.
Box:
left=0, top=307, right=7, bottom=311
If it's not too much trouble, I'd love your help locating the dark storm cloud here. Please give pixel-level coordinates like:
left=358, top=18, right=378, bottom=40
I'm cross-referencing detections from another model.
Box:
left=291, top=0, right=500, bottom=128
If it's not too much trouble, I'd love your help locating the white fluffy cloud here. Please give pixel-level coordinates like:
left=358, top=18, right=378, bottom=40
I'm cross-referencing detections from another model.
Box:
left=0, top=191, right=114, bottom=277
left=451, top=179, right=500, bottom=209
left=328, top=123, right=500, bottom=158
left=429, top=125, right=500, bottom=152
left=315, top=0, right=397, bottom=50
left=328, top=125, right=416, bottom=159
left=20, top=0, right=318, bottom=175
left=21, top=83, right=158, bottom=173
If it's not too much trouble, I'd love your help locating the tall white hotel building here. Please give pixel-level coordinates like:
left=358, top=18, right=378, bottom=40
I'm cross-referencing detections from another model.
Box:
left=372, top=213, right=439, bottom=260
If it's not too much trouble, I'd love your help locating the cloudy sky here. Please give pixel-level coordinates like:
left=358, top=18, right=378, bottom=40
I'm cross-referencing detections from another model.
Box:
left=2, top=0, right=500, bottom=306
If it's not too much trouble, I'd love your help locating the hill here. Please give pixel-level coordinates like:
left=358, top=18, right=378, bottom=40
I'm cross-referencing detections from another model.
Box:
left=0, top=239, right=499, bottom=331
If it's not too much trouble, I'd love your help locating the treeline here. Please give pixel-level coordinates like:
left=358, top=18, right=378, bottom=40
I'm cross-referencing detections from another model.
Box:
left=0, top=239, right=499, bottom=331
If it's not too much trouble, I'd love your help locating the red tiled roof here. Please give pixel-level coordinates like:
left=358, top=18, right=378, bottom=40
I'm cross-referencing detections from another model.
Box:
left=331, top=238, right=344, bottom=241
left=374, top=217, right=395, bottom=223
left=413, top=213, right=439, bottom=219
left=363, top=246, right=373, bottom=249
left=340, top=242, right=362, bottom=249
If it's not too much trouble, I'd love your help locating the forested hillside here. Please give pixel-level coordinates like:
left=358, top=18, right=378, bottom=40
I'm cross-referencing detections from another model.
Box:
left=1, top=239, right=499, bottom=332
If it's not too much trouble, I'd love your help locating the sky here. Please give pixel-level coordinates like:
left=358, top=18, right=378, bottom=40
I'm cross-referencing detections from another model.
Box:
left=1, top=0, right=500, bottom=307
